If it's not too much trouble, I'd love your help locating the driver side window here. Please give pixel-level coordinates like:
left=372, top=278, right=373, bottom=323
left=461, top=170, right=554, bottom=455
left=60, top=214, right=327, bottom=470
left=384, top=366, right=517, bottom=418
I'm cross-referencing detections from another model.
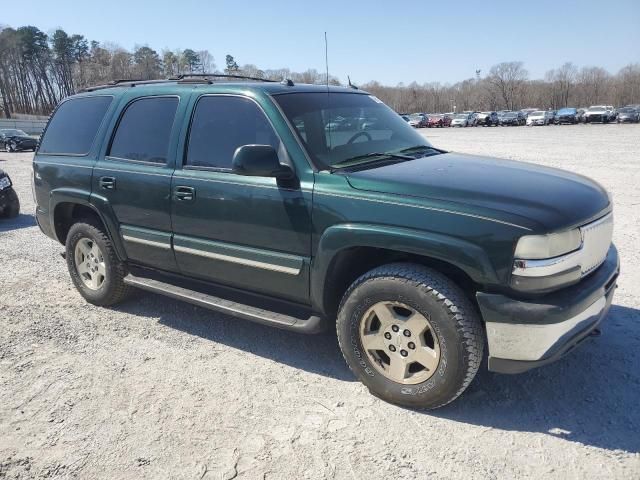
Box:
left=186, top=96, right=280, bottom=170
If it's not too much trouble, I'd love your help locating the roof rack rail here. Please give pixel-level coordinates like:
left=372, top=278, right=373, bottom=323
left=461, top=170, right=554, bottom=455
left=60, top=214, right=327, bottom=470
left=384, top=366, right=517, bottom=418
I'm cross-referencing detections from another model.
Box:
left=79, top=73, right=278, bottom=93
left=170, top=73, right=277, bottom=83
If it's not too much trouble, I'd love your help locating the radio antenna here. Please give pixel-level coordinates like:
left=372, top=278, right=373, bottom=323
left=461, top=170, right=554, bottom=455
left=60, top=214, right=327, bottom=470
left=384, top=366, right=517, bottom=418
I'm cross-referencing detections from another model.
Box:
left=324, top=31, right=331, bottom=150
left=324, top=31, right=329, bottom=88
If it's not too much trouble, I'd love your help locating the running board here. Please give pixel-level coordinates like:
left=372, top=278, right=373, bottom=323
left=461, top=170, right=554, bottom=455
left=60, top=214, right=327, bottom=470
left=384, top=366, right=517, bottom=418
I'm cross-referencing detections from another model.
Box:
left=123, top=273, right=327, bottom=334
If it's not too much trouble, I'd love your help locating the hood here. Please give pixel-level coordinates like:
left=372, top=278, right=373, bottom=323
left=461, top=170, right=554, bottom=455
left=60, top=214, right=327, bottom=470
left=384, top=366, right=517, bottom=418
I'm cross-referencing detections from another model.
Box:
left=344, top=152, right=610, bottom=231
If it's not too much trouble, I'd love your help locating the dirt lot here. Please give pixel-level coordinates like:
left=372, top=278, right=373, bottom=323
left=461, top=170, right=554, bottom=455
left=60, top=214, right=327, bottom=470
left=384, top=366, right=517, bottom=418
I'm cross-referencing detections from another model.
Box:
left=1, top=124, right=639, bottom=479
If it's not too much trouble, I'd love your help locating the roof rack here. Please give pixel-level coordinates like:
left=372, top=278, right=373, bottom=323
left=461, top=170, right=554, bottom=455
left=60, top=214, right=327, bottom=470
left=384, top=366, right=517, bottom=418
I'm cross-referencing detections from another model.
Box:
left=170, top=73, right=278, bottom=84
left=79, top=73, right=278, bottom=92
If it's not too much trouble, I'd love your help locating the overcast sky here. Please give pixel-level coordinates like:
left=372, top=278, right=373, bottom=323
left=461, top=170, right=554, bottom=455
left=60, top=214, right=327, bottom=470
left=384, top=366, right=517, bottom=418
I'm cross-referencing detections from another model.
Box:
left=5, top=0, right=640, bottom=85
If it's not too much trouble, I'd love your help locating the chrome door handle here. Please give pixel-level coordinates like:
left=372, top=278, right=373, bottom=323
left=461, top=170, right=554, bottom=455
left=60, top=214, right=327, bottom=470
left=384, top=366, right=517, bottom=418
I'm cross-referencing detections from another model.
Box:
left=99, top=176, right=116, bottom=190
left=174, top=186, right=195, bottom=202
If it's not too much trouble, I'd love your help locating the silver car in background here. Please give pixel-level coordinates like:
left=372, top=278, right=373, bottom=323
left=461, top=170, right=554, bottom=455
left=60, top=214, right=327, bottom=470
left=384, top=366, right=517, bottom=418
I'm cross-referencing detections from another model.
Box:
left=526, top=110, right=553, bottom=126
left=451, top=113, right=474, bottom=127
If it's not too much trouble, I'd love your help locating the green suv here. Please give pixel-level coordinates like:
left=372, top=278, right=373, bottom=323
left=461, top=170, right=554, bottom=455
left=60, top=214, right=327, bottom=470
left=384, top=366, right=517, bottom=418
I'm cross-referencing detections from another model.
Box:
left=33, top=76, right=619, bottom=408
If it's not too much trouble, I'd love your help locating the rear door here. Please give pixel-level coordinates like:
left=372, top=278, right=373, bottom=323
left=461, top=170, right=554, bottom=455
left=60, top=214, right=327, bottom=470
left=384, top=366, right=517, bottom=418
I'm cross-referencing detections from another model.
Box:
left=93, top=93, right=187, bottom=271
left=170, top=94, right=313, bottom=303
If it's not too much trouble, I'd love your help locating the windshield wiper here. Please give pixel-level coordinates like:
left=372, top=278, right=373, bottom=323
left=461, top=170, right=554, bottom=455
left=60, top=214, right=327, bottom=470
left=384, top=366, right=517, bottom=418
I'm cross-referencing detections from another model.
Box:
left=329, top=152, right=415, bottom=172
left=398, top=145, right=447, bottom=155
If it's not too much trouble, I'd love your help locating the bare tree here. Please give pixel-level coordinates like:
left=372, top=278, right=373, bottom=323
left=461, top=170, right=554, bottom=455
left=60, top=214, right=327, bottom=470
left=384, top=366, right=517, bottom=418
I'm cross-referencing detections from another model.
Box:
left=197, top=50, right=215, bottom=74
left=487, top=61, right=529, bottom=110
left=578, top=66, right=610, bottom=105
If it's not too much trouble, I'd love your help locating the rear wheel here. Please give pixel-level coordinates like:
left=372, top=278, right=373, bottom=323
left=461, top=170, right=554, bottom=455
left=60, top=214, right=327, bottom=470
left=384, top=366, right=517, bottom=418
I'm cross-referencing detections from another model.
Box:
left=336, top=263, right=484, bottom=409
left=66, top=220, right=132, bottom=306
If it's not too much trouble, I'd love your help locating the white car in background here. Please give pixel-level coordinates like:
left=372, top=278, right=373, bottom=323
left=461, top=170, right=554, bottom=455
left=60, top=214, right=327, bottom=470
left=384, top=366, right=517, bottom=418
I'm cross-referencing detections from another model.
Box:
left=526, top=110, right=553, bottom=126
left=584, top=106, right=611, bottom=123
left=451, top=113, right=474, bottom=127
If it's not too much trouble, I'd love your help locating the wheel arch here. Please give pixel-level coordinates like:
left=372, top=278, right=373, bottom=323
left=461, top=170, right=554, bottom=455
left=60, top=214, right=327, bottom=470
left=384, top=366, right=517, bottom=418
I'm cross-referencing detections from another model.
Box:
left=50, top=189, right=126, bottom=260
left=312, top=224, right=498, bottom=318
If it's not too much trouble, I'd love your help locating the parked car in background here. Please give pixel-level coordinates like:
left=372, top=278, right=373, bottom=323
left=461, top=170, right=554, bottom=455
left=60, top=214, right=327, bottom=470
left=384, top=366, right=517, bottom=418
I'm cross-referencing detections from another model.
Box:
left=476, top=111, right=499, bottom=126
left=576, top=108, right=586, bottom=123
left=499, top=111, right=525, bottom=126
left=555, top=108, right=580, bottom=124
left=520, top=108, right=539, bottom=118
left=0, top=168, right=20, bottom=218
left=427, top=114, right=451, bottom=128
left=451, top=113, right=474, bottom=127
left=408, top=113, right=428, bottom=128
left=584, top=106, right=610, bottom=123
left=606, top=106, right=617, bottom=122
left=526, top=111, right=553, bottom=126
left=616, top=107, right=639, bottom=123
left=401, top=115, right=411, bottom=123
left=325, top=116, right=356, bottom=131
left=0, top=129, right=38, bottom=152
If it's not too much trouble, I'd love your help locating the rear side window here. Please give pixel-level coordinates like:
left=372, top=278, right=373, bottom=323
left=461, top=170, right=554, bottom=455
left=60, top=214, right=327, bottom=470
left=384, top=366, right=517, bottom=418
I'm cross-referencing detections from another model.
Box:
left=109, top=96, right=178, bottom=164
left=39, top=96, right=113, bottom=155
left=186, top=96, right=280, bottom=169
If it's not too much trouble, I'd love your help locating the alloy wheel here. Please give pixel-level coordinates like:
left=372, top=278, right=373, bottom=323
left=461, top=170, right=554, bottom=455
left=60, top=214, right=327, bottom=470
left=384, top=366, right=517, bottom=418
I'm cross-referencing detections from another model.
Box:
left=74, top=238, right=106, bottom=290
left=359, top=301, right=441, bottom=384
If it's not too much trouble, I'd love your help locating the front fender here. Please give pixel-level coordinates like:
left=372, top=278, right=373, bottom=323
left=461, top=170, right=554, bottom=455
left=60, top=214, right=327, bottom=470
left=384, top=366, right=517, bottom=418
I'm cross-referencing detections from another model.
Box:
left=310, top=223, right=499, bottom=314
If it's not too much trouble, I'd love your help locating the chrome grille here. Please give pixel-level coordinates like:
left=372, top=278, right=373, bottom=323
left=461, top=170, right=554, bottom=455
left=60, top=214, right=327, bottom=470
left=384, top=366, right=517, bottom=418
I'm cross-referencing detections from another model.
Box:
left=579, top=213, right=613, bottom=275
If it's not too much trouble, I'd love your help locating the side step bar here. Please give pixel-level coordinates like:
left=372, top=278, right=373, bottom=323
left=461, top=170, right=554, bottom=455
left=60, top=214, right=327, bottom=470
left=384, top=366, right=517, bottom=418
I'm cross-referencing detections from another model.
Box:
left=123, top=273, right=328, bottom=334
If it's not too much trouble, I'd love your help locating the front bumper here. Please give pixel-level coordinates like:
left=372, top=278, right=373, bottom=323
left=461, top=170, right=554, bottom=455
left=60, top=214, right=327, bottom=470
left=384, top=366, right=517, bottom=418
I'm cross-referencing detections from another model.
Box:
left=477, top=244, right=619, bottom=374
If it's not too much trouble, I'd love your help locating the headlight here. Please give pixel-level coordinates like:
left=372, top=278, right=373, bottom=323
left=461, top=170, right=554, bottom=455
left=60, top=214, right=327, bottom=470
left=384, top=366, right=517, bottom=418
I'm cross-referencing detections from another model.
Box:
left=0, top=176, right=11, bottom=190
left=511, top=228, right=584, bottom=292
left=514, top=229, right=582, bottom=259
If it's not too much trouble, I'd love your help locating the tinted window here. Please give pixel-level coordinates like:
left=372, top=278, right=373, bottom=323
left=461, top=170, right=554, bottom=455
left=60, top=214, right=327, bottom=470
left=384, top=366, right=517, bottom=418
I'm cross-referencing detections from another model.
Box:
left=275, top=92, right=432, bottom=169
left=39, top=96, right=112, bottom=155
left=109, top=96, right=178, bottom=163
left=186, top=96, right=280, bottom=169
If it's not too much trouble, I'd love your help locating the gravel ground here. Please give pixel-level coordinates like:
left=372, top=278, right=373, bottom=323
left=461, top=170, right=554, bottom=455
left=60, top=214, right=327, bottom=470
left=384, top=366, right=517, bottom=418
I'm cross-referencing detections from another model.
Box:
left=1, top=124, right=639, bottom=479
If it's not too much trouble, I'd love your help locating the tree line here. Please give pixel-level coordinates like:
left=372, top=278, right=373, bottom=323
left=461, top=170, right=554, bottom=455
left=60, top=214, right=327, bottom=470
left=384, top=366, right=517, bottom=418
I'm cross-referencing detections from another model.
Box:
left=363, top=61, right=640, bottom=114
left=0, top=24, right=638, bottom=118
left=0, top=24, right=340, bottom=118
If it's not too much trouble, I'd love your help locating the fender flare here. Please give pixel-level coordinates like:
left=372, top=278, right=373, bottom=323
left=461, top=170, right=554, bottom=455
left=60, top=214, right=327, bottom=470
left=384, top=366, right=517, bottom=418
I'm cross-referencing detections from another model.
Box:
left=310, top=223, right=499, bottom=314
left=48, top=188, right=127, bottom=261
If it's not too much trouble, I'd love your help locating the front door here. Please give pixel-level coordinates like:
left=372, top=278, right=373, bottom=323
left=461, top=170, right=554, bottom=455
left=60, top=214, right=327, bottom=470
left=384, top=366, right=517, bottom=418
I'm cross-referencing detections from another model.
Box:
left=93, top=94, right=184, bottom=271
left=171, top=94, right=312, bottom=303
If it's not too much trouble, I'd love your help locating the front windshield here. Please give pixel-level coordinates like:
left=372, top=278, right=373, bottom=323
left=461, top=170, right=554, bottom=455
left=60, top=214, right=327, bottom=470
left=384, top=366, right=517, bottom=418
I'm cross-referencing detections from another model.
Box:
left=454, top=114, right=467, bottom=119
left=532, top=111, right=545, bottom=116
left=558, top=108, right=575, bottom=114
left=408, top=114, right=423, bottom=120
left=618, top=107, right=634, bottom=113
left=588, top=107, right=605, bottom=112
left=275, top=92, right=433, bottom=169
left=503, top=113, right=516, bottom=118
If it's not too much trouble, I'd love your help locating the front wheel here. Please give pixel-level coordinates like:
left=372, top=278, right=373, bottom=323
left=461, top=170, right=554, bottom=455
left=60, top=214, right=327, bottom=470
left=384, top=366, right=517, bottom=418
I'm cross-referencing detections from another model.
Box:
left=336, top=263, right=484, bottom=409
left=0, top=189, right=20, bottom=218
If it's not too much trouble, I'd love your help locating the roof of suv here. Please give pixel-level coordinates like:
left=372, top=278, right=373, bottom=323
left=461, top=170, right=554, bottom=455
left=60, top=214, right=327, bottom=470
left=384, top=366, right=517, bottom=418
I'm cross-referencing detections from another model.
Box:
left=76, top=80, right=367, bottom=98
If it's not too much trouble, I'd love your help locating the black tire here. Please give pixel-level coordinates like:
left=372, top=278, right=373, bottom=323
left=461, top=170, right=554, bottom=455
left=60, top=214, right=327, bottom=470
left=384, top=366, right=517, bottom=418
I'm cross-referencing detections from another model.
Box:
left=65, top=219, right=132, bottom=306
left=336, top=263, right=484, bottom=409
left=0, top=189, right=20, bottom=218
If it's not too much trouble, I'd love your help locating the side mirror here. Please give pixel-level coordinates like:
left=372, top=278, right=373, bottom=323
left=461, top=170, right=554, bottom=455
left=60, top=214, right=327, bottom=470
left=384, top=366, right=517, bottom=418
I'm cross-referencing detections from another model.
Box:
left=232, top=144, right=294, bottom=179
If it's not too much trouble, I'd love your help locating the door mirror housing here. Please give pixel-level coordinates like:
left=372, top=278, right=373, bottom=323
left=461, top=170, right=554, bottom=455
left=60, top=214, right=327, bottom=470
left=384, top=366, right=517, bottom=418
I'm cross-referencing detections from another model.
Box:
left=232, top=144, right=294, bottom=179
